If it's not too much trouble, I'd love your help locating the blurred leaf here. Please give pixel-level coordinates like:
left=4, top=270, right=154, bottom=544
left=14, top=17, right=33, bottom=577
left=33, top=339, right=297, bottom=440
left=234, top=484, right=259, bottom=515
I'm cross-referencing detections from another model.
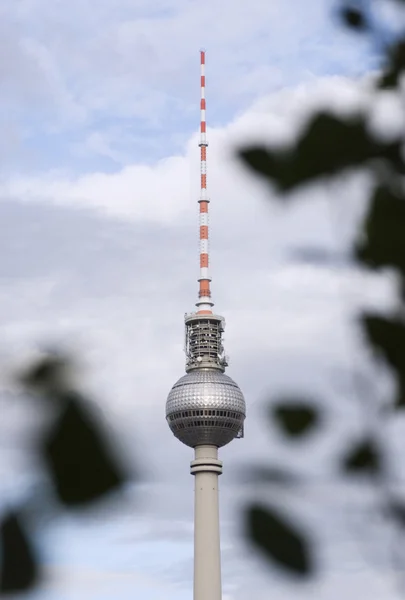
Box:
left=41, top=394, right=126, bottom=506
left=272, top=402, right=320, bottom=437
left=341, top=438, right=381, bottom=474
left=355, top=185, right=405, bottom=277
left=362, top=314, right=405, bottom=408
left=241, top=465, right=299, bottom=486
left=238, top=112, right=402, bottom=192
left=18, top=353, right=74, bottom=404
left=0, top=511, right=39, bottom=594
left=341, top=6, right=368, bottom=29
left=388, top=501, right=405, bottom=527
left=378, top=39, right=405, bottom=89
left=247, top=504, right=313, bottom=576
left=20, top=355, right=64, bottom=388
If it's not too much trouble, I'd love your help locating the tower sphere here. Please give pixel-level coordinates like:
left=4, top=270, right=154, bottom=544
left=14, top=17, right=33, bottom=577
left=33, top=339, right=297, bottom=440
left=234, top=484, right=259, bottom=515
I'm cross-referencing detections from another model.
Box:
left=166, top=369, right=246, bottom=448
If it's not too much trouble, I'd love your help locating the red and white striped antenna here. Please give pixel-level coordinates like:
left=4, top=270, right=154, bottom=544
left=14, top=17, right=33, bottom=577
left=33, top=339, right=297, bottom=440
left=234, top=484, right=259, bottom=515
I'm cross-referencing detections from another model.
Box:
left=196, top=48, right=214, bottom=315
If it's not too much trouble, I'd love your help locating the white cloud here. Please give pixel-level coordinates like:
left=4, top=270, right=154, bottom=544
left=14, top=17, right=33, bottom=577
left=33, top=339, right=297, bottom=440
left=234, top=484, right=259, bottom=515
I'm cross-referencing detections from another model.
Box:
left=3, top=71, right=404, bottom=230
left=0, top=155, right=191, bottom=222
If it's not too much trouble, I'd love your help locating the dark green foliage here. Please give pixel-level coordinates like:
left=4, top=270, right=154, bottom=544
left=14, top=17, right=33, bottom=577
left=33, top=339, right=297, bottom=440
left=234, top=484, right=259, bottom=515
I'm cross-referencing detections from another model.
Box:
left=355, top=186, right=405, bottom=278
left=238, top=113, right=402, bottom=192
left=378, top=39, right=405, bottom=89
left=20, top=355, right=66, bottom=390
left=0, top=512, right=39, bottom=594
left=341, top=438, right=382, bottom=474
left=272, top=401, right=320, bottom=437
left=0, top=353, right=129, bottom=596
left=362, top=315, right=405, bottom=408
left=247, top=504, right=313, bottom=576
left=42, top=393, right=125, bottom=506
left=340, top=6, right=368, bottom=30
left=240, top=1, right=405, bottom=584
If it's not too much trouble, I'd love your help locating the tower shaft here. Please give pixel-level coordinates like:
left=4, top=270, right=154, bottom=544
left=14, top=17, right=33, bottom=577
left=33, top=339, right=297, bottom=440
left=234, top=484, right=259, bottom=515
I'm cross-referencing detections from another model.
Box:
left=191, top=445, right=222, bottom=600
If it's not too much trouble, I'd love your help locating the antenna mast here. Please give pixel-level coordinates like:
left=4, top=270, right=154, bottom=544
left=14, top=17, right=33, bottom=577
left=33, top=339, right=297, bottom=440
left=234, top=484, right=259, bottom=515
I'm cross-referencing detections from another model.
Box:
left=183, top=50, right=227, bottom=372
left=196, top=49, right=214, bottom=315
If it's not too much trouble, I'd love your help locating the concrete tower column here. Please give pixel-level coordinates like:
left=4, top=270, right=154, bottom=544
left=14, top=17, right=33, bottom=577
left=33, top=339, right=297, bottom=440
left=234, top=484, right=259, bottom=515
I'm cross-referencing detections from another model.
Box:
left=190, top=444, right=223, bottom=600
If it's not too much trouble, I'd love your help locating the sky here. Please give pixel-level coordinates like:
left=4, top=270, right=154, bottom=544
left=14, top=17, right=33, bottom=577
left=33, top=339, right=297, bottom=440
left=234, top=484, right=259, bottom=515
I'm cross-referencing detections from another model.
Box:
left=1, top=0, right=405, bottom=598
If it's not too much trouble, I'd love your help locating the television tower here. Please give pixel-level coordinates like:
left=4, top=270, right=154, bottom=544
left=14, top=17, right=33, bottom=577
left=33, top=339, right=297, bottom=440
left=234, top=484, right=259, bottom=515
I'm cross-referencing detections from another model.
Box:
left=166, top=50, right=246, bottom=600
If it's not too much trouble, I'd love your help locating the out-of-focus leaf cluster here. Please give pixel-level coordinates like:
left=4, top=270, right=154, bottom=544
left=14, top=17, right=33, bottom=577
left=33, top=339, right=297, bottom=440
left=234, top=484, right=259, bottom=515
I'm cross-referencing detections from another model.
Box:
left=239, top=113, right=403, bottom=193
left=238, top=0, right=405, bottom=580
left=0, top=353, right=128, bottom=595
left=247, top=504, right=313, bottom=577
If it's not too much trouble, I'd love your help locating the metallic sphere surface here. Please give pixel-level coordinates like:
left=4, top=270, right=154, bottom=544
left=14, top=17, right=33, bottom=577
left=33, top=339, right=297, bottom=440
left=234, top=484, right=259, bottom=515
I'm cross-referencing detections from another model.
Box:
left=166, top=369, right=246, bottom=448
